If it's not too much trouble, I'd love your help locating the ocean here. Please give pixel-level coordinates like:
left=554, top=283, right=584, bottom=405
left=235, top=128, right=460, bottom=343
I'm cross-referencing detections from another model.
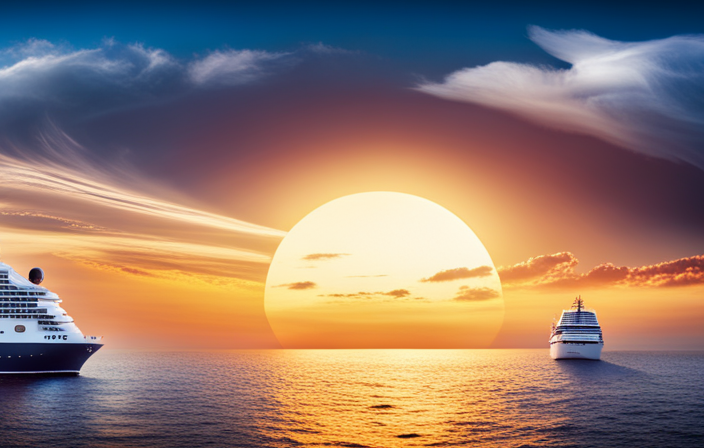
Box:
left=0, top=350, right=702, bottom=447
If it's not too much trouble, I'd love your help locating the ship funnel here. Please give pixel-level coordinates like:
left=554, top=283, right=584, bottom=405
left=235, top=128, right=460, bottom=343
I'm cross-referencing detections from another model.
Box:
left=29, top=267, right=44, bottom=285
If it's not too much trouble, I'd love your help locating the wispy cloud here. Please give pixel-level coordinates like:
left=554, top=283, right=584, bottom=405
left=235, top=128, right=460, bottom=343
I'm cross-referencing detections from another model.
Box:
left=0, top=36, right=296, bottom=285
left=499, top=252, right=704, bottom=289
left=0, top=125, right=285, bottom=284
left=0, top=38, right=302, bottom=132
left=453, top=286, right=500, bottom=302
left=418, top=26, right=704, bottom=169
left=322, top=289, right=411, bottom=299
left=302, top=253, right=350, bottom=261
left=0, top=41, right=177, bottom=102
left=420, top=266, right=493, bottom=282
left=188, top=49, right=292, bottom=86
left=0, top=128, right=285, bottom=239
left=277, top=281, right=317, bottom=290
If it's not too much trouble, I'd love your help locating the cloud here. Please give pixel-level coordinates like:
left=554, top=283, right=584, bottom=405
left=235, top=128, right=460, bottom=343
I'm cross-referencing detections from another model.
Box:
left=321, top=289, right=410, bottom=299
left=305, top=42, right=358, bottom=55
left=2, top=38, right=57, bottom=59
left=421, top=265, right=493, bottom=282
left=324, top=292, right=374, bottom=298
left=498, top=252, right=577, bottom=284
left=277, top=281, right=317, bottom=290
left=302, top=253, right=350, bottom=261
left=0, top=37, right=303, bottom=285
left=0, top=124, right=286, bottom=285
left=0, top=38, right=299, bottom=135
left=499, top=252, right=704, bottom=289
left=382, top=289, right=410, bottom=298
left=0, top=40, right=178, bottom=104
left=188, top=49, right=292, bottom=86
left=453, top=286, right=500, bottom=302
left=627, top=256, right=704, bottom=287
left=418, top=26, right=704, bottom=169
left=0, top=126, right=286, bottom=239
left=0, top=210, right=108, bottom=232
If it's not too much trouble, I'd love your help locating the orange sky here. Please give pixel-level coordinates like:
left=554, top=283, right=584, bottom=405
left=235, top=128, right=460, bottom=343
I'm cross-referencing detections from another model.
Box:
left=1, top=33, right=703, bottom=350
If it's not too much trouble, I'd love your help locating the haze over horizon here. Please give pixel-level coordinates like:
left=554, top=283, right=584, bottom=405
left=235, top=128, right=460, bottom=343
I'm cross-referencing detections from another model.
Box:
left=1, top=1, right=703, bottom=350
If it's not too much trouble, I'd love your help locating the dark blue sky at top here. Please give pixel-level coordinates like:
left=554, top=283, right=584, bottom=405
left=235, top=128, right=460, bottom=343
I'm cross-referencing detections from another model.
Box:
left=2, top=1, right=703, bottom=77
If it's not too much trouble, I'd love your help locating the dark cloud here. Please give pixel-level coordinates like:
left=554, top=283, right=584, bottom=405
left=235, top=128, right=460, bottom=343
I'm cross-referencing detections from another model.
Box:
left=276, top=281, right=317, bottom=290
left=419, top=27, right=704, bottom=170
left=421, top=265, right=493, bottom=282
left=453, top=286, right=500, bottom=302
left=302, top=253, right=350, bottom=261
left=501, top=253, right=704, bottom=289
left=382, top=289, right=410, bottom=298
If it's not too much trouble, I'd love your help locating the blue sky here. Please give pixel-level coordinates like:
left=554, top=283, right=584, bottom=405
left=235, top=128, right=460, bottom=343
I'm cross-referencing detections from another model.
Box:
left=3, top=1, right=704, bottom=76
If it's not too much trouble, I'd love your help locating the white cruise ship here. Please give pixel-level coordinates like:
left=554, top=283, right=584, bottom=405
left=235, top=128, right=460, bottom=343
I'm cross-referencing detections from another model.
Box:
left=0, top=261, right=103, bottom=374
left=549, top=296, right=603, bottom=360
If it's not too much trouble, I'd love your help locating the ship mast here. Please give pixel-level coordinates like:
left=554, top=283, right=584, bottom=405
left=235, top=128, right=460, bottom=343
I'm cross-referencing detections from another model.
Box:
left=572, top=295, right=583, bottom=312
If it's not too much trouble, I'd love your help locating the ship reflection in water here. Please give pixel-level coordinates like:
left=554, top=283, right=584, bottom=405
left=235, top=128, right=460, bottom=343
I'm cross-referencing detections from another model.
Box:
left=0, top=350, right=702, bottom=447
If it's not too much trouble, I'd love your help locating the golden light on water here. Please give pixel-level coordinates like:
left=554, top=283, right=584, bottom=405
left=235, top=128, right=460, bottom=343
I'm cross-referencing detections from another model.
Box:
left=264, top=192, right=504, bottom=348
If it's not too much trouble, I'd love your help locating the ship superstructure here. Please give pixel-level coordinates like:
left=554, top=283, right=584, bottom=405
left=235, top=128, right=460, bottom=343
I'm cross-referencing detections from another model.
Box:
left=549, top=296, right=603, bottom=360
left=0, top=261, right=103, bottom=374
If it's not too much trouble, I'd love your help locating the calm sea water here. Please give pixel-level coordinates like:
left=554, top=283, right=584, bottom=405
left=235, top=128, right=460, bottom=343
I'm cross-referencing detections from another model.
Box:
left=0, top=350, right=702, bottom=447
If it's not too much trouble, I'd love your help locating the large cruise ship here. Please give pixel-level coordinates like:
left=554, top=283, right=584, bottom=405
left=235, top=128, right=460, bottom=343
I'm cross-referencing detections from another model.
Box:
left=0, top=261, right=103, bottom=374
left=549, top=296, right=603, bottom=360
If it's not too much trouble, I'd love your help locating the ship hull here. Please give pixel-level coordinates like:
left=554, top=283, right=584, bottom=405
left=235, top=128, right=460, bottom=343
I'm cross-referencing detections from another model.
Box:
left=0, top=342, right=103, bottom=374
left=550, top=341, right=602, bottom=360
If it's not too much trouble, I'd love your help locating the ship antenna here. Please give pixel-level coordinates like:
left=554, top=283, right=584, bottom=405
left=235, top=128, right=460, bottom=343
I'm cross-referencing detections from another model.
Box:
left=572, top=295, right=583, bottom=312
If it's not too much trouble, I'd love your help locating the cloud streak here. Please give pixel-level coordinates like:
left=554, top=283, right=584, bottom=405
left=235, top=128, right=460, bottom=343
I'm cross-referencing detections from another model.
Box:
left=0, top=127, right=285, bottom=239
left=188, top=49, right=291, bottom=86
left=0, top=124, right=285, bottom=284
left=302, top=253, right=350, bottom=261
left=453, top=286, right=500, bottom=302
left=499, top=252, right=704, bottom=289
left=418, top=26, right=704, bottom=169
left=322, top=289, right=411, bottom=300
left=421, top=266, right=493, bottom=282
left=277, top=281, right=317, bottom=290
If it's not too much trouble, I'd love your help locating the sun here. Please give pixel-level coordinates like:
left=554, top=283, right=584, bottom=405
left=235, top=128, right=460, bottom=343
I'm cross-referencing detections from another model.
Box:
left=264, top=192, right=504, bottom=348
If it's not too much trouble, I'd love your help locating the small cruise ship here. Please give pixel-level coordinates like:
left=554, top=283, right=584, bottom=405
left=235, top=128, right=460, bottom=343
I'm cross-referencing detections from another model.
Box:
left=0, top=261, right=103, bottom=374
left=549, top=296, right=603, bottom=360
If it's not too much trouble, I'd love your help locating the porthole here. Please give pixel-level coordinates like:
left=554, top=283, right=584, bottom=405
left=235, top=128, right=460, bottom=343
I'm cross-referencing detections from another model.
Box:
left=14, top=325, right=25, bottom=333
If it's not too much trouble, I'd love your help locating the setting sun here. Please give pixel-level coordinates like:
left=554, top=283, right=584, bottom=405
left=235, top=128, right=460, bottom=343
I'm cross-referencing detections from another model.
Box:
left=264, top=192, right=504, bottom=348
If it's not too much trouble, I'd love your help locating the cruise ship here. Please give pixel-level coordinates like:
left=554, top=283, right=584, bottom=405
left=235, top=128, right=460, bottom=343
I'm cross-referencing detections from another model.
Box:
left=549, top=296, right=603, bottom=360
left=0, top=261, right=103, bottom=374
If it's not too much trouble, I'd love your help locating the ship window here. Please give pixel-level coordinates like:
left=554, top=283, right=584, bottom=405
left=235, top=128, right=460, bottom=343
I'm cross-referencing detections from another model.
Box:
left=15, top=325, right=25, bottom=333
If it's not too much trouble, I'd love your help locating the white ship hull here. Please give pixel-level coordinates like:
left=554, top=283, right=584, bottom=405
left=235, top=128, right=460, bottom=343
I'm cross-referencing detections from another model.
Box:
left=550, top=342, right=603, bottom=360
left=1, top=262, right=103, bottom=374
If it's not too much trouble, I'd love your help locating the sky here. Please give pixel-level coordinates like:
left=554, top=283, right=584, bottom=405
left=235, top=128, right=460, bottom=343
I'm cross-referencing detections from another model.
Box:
left=0, top=1, right=703, bottom=349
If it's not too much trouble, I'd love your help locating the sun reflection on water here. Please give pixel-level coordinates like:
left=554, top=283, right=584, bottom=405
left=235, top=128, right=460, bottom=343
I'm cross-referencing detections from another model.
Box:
left=0, top=350, right=701, bottom=447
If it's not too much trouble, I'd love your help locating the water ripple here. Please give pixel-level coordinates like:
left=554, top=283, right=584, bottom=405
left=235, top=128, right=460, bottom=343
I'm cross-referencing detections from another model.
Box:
left=0, top=350, right=702, bottom=447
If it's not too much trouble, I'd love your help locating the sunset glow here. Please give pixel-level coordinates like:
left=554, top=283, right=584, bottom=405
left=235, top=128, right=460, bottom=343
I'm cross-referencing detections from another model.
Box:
left=0, top=4, right=702, bottom=351
left=264, top=192, right=503, bottom=348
